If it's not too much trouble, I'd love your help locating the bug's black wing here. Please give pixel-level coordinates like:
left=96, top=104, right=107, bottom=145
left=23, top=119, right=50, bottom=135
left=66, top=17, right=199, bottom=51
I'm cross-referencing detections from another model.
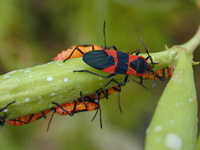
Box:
left=83, top=50, right=115, bottom=70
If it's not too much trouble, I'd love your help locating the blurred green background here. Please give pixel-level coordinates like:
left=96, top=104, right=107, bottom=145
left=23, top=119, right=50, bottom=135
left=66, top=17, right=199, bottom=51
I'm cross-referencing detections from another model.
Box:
left=0, top=0, right=200, bottom=150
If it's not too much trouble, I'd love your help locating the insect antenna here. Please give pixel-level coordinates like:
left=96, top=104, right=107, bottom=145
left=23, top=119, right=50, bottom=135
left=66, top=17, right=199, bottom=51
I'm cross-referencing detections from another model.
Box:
left=140, top=39, right=156, bottom=91
left=103, top=21, right=108, bottom=50
left=140, top=39, right=154, bottom=68
left=46, top=111, right=55, bottom=132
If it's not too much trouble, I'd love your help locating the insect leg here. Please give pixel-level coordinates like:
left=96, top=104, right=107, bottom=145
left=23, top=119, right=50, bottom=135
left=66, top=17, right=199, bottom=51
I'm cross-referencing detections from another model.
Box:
left=73, top=70, right=116, bottom=78
left=52, top=102, right=74, bottom=116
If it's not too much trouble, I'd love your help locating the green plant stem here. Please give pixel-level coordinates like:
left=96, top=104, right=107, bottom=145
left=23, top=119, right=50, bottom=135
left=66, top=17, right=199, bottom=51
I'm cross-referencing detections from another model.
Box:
left=144, top=50, right=197, bottom=150
left=0, top=48, right=178, bottom=120
left=2, top=26, right=200, bottom=121
left=196, top=135, right=200, bottom=150
left=181, top=25, right=200, bottom=54
left=0, top=59, right=126, bottom=119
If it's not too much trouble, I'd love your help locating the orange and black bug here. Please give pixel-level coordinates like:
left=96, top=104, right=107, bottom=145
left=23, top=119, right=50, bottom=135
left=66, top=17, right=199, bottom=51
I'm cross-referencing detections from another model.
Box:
left=142, top=67, right=174, bottom=80
left=7, top=109, right=51, bottom=126
left=47, top=93, right=101, bottom=130
left=52, top=86, right=119, bottom=116
left=50, top=86, right=119, bottom=129
left=74, top=40, right=156, bottom=90
left=72, top=22, right=156, bottom=90
left=0, top=101, right=15, bottom=129
left=54, top=45, right=104, bottom=62
left=52, top=100, right=100, bottom=116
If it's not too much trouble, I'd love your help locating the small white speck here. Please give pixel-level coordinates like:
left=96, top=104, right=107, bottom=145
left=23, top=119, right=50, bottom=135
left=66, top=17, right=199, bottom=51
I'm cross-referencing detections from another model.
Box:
left=25, top=98, right=30, bottom=102
left=175, top=103, right=179, bottom=107
left=7, top=70, right=17, bottom=74
left=165, top=133, right=182, bottom=149
left=23, top=86, right=25, bottom=88
left=154, top=125, right=162, bottom=132
left=38, top=96, right=42, bottom=99
left=99, top=78, right=102, bottom=80
left=51, top=93, right=55, bottom=96
left=3, top=109, right=8, bottom=112
left=32, top=82, right=34, bottom=85
left=155, top=137, right=161, bottom=143
left=180, top=102, right=184, bottom=105
left=48, top=62, right=53, bottom=64
left=99, top=83, right=103, bottom=86
left=59, top=63, right=63, bottom=66
left=17, top=78, right=20, bottom=81
left=64, top=77, right=68, bottom=82
left=168, top=107, right=171, bottom=109
left=24, top=70, right=31, bottom=73
left=38, top=99, right=44, bottom=104
left=189, top=98, right=192, bottom=103
left=170, top=120, right=175, bottom=124
left=47, top=77, right=53, bottom=81
left=146, top=127, right=150, bottom=134
left=29, top=75, right=32, bottom=78
left=4, top=75, right=10, bottom=79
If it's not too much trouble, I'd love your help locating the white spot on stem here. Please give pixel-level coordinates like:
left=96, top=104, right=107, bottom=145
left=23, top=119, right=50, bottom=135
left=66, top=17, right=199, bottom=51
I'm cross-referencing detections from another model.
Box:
left=24, top=70, right=31, bottom=73
left=48, top=62, right=53, bottom=64
left=4, top=75, right=10, bottom=79
left=64, top=77, right=68, bottom=82
left=25, top=98, right=30, bottom=102
left=146, top=127, right=150, bottom=134
left=154, top=125, right=162, bottom=132
left=8, top=70, right=17, bottom=74
left=165, top=133, right=182, bottom=149
left=155, top=137, right=161, bottom=143
left=38, top=99, right=44, bottom=104
left=47, top=77, right=53, bottom=81
left=51, top=93, right=55, bottom=96
left=170, top=120, right=175, bottom=124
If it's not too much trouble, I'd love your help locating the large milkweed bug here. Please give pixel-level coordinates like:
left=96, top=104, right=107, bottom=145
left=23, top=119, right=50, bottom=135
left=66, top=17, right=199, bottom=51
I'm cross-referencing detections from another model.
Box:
left=47, top=92, right=101, bottom=131
left=7, top=109, right=51, bottom=126
left=73, top=40, right=156, bottom=90
left=72, top=21, right=156, bottom=90
left=52, top=100, right=100, bottom=116
left=0, top=101, right=15, bottom=129
left=54, top=45, right=104, bottom=62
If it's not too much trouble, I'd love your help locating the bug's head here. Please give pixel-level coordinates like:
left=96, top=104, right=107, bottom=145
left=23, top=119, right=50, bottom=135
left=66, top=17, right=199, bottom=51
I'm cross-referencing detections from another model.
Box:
left=130, top=57, right=152, bottom=75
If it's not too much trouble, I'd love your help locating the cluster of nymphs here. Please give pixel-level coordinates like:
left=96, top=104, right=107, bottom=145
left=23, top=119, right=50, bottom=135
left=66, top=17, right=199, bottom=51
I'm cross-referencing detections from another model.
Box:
left=0, top=43, right=174, bottom=130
